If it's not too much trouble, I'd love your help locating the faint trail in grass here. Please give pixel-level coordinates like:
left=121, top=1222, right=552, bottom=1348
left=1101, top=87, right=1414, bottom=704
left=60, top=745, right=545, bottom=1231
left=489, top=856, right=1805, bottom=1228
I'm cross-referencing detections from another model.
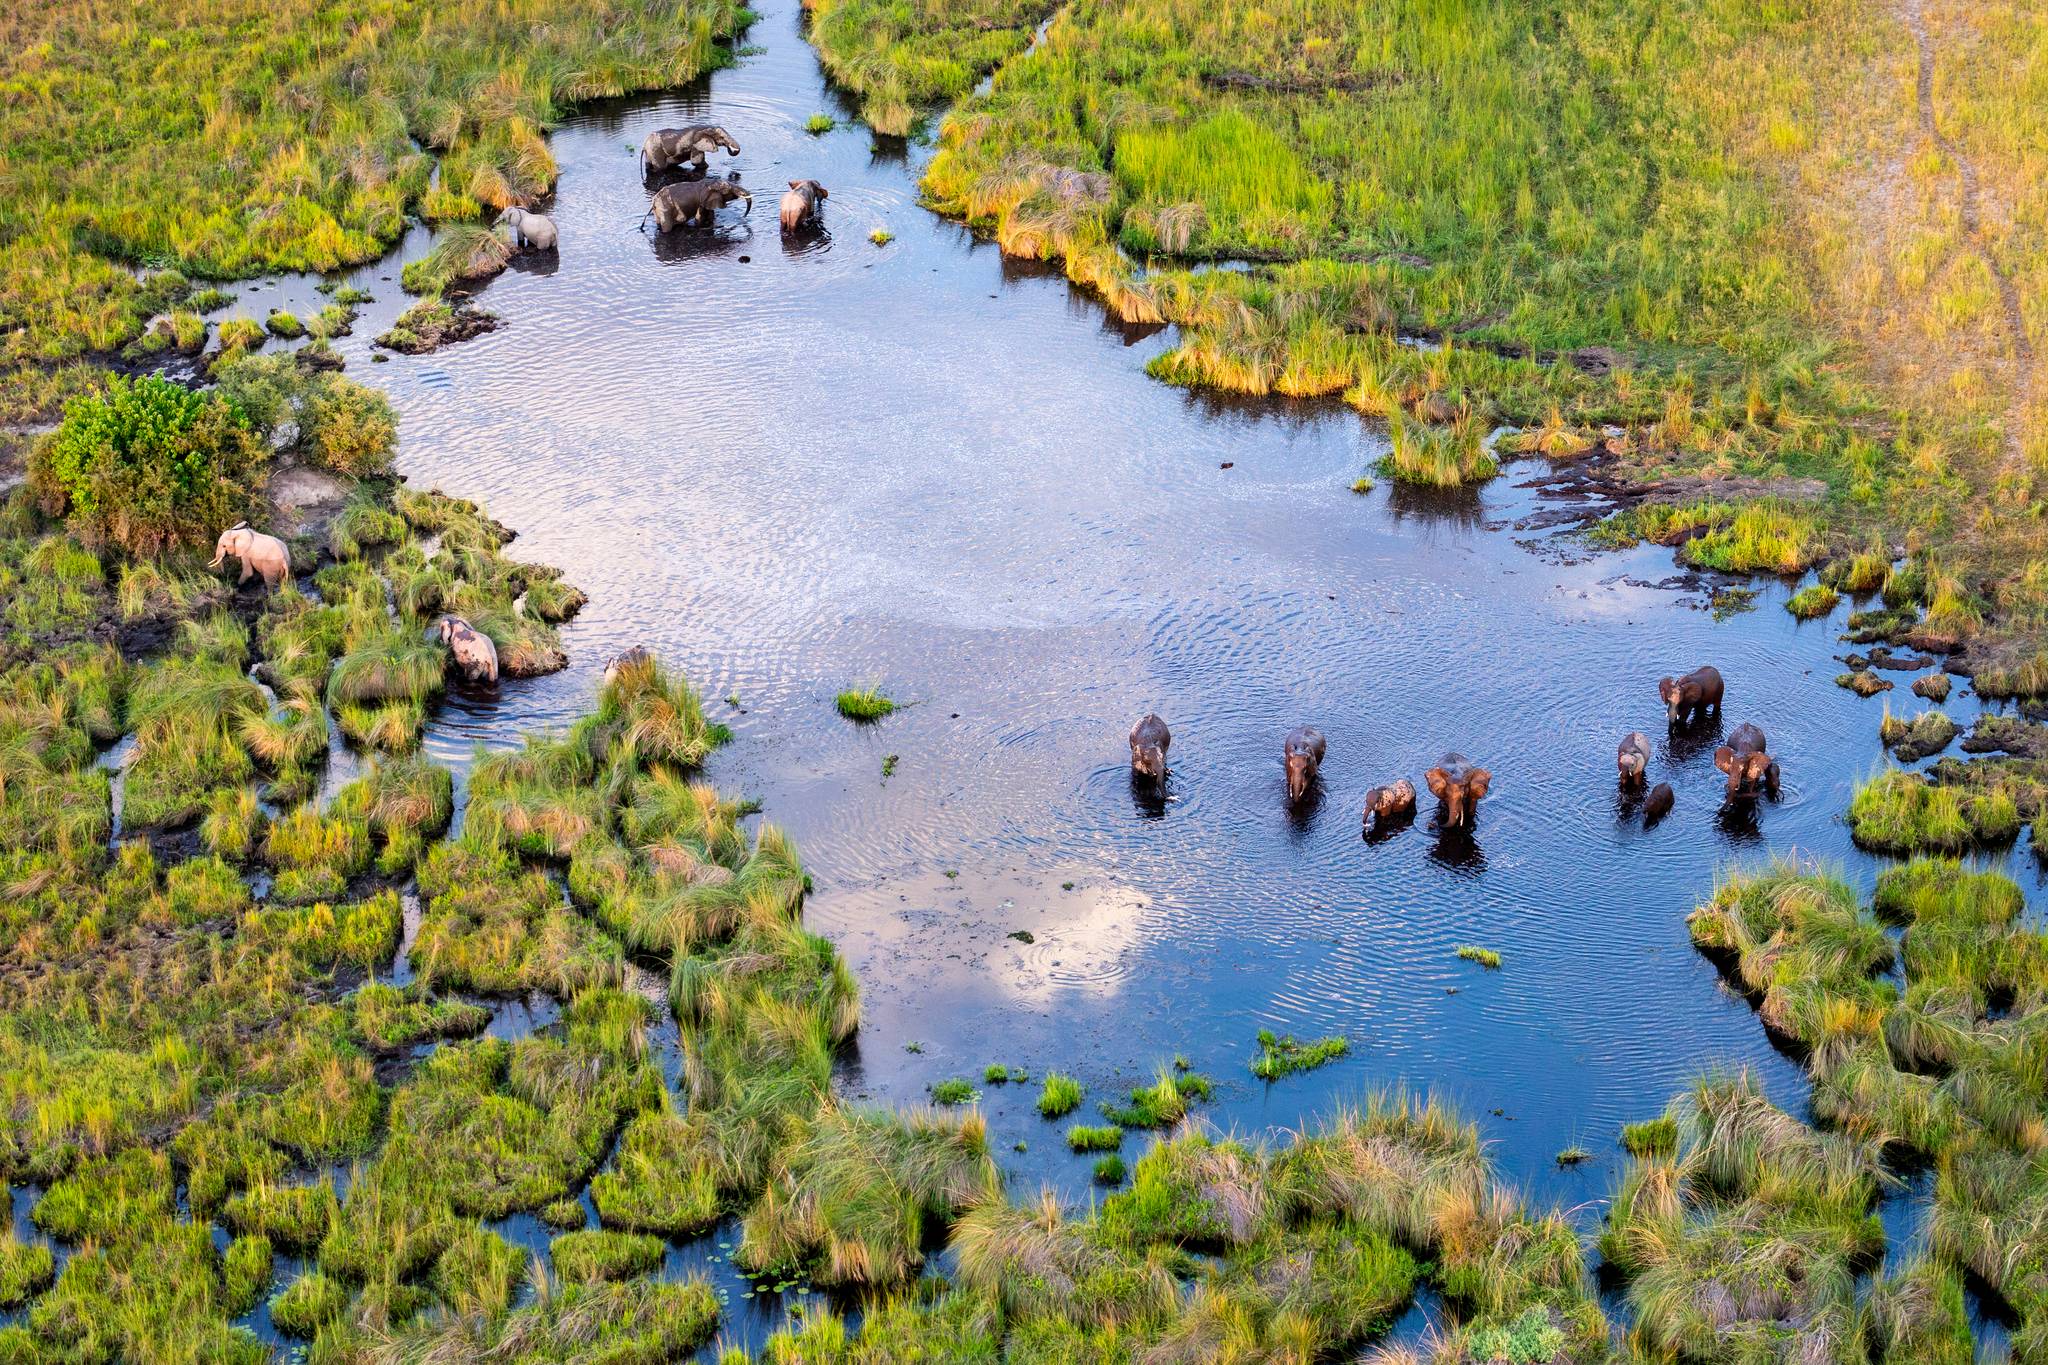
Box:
left=1902, top=0, right=2032, bottom=464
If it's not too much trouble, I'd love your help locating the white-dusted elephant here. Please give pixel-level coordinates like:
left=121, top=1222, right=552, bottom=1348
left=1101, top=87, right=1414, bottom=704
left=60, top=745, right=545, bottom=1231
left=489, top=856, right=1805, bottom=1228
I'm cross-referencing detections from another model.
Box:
left=433, top=614, right=499, bottom=684
left=208, top=522, right=291, bottom=589
left=496, top=207, right=558, bottom=252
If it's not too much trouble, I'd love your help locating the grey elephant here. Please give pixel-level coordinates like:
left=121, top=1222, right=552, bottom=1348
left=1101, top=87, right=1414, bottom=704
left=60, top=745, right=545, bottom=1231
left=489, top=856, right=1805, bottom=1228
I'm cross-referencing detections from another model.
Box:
left=640, top=125, right=740, bottom=177
left=434, top=615, right=499, bottom=684
left=1283, top=725, right=1325, bottom=803
left=208, top=522, right=291, bottom=589
left=643, top=180, right=752, bottom=232
left=779, top=179, right=828, bottom=231
left=496, top=207, right=557, bottom=252
left=1616, top=732, right=1650, bottom=787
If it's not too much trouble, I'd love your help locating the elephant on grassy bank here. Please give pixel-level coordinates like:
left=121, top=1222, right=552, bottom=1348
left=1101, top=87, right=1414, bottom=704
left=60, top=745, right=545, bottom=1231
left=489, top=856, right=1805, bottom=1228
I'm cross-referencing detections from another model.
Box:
left=434, top=615, right=499, bottom=684
left=496, top=207, right=557, bottom=252
left=1659, top=665, right=1724, bottom=725
left=1425, top=754, right=1491, bottom=828
left=208, top=523, right=290, bottom=589
left=1715, top=722, right=1780, bottom=797
left=643, top=180, right=752, bottom=232
left=1129, top=714, right=1169, bottom=783
left=604, top=647, right=654, bottom=686
left=1283, top=726, right=1325, bottom=803
left=780, top=179, right=828, bottom=231
left=640, top=125, right=740, bottom=177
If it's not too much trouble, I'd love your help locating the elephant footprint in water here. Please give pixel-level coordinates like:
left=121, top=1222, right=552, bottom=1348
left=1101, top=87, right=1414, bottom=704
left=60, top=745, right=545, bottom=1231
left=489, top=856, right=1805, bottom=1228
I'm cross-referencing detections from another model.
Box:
left=644, top=180, right=753, bottom=232
left=208, top=522, right=290, bottom=589
left=435, top=615, right=499, bottom=685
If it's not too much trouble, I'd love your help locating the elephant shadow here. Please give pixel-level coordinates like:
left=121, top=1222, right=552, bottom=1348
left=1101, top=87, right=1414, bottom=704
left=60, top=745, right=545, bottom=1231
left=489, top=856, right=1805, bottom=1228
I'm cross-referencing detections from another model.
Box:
left=1665, top=716, right=1727, bottom=766
left=650, top=222, right=755, bottom=265
left=642, top=162, right=710, bottom=191
left=1361, top=808, right=1414, bottom=846
left=1427, top=823, right=1487, bottom=874
left=1612, top=788, right=1644, bottom=824
left=780, top=223, right=833, bottom=258
left=1284, top=784, right=1324, bottom=833
left=1713, top=796, right=1765, bottom=844
left=1128, top=772, right=1171, bottom=821
left=506, top=251, right=559, bottom=279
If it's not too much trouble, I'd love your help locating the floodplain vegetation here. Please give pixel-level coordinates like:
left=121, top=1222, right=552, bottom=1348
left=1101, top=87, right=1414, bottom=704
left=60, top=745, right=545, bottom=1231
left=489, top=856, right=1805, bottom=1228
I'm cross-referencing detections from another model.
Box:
left=809, top=0, right=2048, bottom=676
left=0, top=0, right=756, bottom=429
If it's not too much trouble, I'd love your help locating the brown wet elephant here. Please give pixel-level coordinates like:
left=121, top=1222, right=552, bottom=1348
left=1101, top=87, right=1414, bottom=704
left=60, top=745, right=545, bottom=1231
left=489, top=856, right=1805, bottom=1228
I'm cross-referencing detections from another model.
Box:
left=1424, top=754, right=1491, bottom=828
left=1363, top=778, right=1415, bottom=824
left=1283, top=726, right=1326, bottom=803
left=208, top=523, right=290, bottom=589
left=1129, top=714, right=1170, bottom=783
left=780, top=179, right=828, bottom=231
left=1659, top=665, right=1724, bottom=725
left=1715, top=722, right=1780, bottom=797
left=640, top=125, right=740, bottom=177
left=1616, top=732, right=1650, bottom=787
left=643, top=180, right=753, bottom=231
left=434, top=615, right=499, bottom=684
left=1644, top=782, right=1675, bottom=824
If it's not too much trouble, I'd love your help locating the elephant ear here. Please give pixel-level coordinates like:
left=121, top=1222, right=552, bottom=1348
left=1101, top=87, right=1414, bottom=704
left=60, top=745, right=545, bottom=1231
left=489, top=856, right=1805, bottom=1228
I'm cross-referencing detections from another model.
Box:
left=790, top=180, right=802, bottom=190
left=1713, top=745, right=1736, bottom=774
left=1658, top=677, right=1676, bottom=703
left=816, top=185, right=828, bottom=198
left=1466, top=768, right=1491, bottom=801
left=1424, top=767, right=1450, bottom=800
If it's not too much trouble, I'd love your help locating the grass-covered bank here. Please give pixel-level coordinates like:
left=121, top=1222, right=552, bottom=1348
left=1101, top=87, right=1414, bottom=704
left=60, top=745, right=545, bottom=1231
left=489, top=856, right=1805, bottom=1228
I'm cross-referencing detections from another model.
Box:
left=804, top=0, right=2048, bottom=666
left=0, top=0, right=755, bottom=430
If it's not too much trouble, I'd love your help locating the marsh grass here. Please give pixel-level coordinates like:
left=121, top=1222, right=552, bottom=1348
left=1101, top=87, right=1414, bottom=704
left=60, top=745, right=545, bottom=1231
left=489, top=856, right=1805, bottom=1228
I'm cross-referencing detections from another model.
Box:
left=1455, top=945, right=1502, bottom=969
left=1375, top=411, right=1497, bottom=489
left=1786, top=583, right=1840, bottom=620
left=1250, top=1029, right=1348, bottom=1080
left=835, top=686, right=897, bottom=721
left=1036, top=1072, right=1082, bottom=1117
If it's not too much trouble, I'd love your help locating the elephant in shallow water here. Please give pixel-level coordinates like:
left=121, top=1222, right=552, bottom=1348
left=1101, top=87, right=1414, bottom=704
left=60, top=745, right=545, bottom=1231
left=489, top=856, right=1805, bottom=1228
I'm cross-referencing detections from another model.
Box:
left=780, top=179, right=828, bottom=231
left=1363, top=779, right=1415, bottom=825
left=1644, top=782, right=1675, bottom=824
left=1129, top=714, right=1169, bottom=783
left=643, top=180, right=752, bottom=232
left=496, top=207, right=557, bottom=251
left=434, top=615, right=499, bottom=684
left=1283, top=726, right=1325, bottom=803
left=1616, top=732, right=1650, bottom=787
left=1659, top=665, right=1724, bottom=725
left=1424, top=754, right=1491, bottom=828
left=640, top=125, right=741, bottom=177
left=208, top=523, right=290, bottom=589
left=1715, top=722, right=1780, bottom=797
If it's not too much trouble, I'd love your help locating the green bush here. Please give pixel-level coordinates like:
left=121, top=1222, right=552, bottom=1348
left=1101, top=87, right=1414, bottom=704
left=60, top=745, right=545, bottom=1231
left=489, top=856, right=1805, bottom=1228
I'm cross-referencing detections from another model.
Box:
left=30, top=375, right=264, bottom=556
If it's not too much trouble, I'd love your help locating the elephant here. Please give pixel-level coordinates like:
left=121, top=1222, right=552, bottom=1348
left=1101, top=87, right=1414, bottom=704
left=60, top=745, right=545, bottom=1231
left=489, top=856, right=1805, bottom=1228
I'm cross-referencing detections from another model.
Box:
left=640, top=125, right=741, bottom=177
left=208, top=522, right=290, bottom=589
left=1644, top=782, right=1675, bottom=825
left=1424, top=754, right=1491, bottom=828
left=604, top=646, right=654, bottom=686
left=643, top=180, right=752, bottom=232
left=496, top=207, right=557, bottom=252
left=1715, top=722, right=1780, bottom=797
left=434, top=615, right=499, bottom=685
left=1659, top=665, right=1724, bottom=725
left=1129, top=714, right=1170, bottom=783
left=1283, top=726, right=1325, bottom=803
left=779, top=179, right=828, bottom=231
left=1363, top=779, right=1416, bottom=824
left=1617, top=732, right=1650, bottom=787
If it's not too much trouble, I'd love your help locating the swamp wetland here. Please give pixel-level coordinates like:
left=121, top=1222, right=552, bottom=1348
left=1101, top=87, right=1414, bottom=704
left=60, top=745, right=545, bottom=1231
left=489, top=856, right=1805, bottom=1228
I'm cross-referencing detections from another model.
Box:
left=1, top=0, right=2046, bottom=1361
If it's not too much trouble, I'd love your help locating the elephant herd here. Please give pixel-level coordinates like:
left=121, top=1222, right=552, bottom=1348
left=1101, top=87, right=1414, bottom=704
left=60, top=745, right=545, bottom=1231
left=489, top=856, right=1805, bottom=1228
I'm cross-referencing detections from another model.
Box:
left=478, top=121, right=830, bottom=257
left=636, top=123, right=829, bottom=235
left=1127, top=662, right=1783, bottom=836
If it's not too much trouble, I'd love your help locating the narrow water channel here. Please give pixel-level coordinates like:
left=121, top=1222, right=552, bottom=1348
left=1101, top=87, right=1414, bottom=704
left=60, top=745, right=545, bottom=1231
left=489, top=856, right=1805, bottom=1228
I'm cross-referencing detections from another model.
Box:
left=202, top=0, right=2039, bottom=1348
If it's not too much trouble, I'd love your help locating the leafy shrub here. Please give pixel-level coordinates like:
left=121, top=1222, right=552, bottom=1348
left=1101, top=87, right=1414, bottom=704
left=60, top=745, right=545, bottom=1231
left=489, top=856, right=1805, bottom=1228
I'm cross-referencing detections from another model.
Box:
left=31, top=375, right=264, bottom=556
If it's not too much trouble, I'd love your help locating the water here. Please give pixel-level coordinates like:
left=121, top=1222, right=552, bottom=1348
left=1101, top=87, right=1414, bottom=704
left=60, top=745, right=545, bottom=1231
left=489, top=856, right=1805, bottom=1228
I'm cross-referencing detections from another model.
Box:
left=95, top=0, right=2044, bottom=1351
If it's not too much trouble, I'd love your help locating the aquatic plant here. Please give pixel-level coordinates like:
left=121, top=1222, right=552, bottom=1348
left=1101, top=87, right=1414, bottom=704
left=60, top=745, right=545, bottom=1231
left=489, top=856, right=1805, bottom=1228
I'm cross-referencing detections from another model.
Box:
left=1066, top=1124, right=1122, bottom=1152
left=835, top=685, right=897, bottom=720
left=1375, top=409, right=1497, bottom=488
left=806, top=113, right=837, bottom=133
left=1036, top=1071, right=1083, bottom=1117
left=1250, top=1028, right=1349, bottom=1080
left=1455, top=944, right=1502, bottom=969
left=1786, top=583, right=1839, bottom=619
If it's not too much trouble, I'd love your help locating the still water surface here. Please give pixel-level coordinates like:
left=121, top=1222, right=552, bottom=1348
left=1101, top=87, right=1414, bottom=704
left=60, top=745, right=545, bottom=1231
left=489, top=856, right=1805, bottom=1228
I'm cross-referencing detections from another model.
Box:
left=139, top=0, right=2044, bottom=1348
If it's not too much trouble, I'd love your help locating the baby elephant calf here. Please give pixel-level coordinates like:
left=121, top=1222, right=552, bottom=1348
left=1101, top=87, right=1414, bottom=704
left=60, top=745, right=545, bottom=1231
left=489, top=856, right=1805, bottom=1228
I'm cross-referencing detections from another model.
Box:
left=1363, top=779, right=1415, bottom=828
left=1283, top=726, right=1325, bottom=803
